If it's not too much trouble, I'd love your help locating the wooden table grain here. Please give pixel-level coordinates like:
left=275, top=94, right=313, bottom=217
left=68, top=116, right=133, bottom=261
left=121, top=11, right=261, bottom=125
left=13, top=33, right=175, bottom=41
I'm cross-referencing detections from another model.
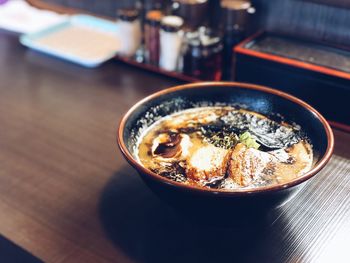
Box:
left=0, top=31, right=349, bottom=263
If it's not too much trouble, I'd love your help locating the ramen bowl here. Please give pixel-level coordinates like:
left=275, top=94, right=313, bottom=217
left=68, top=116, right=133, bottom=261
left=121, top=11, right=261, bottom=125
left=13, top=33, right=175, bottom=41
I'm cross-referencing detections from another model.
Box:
left=117, top=82, right=334, bottom=225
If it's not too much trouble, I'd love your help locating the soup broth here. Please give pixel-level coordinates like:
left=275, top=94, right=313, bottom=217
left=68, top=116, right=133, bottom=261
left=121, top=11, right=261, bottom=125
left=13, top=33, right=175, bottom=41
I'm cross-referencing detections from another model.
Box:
left=137, top=107, right=313, bottom=189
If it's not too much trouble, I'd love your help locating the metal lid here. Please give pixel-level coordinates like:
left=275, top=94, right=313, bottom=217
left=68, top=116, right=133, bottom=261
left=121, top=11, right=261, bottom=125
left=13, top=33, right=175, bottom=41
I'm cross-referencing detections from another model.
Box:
left=200, top=35, right=221, bottom=47
left=186, top=27, right=222, bottom=57
left=220, top=0, right=251, bottom=10
left=175, top=0, right=207, bottom=4
left=146, top=10, right=163, bottom=25
left=117, top=8, right=140, bottom=22
left=161, top=16, right=184, bottom=32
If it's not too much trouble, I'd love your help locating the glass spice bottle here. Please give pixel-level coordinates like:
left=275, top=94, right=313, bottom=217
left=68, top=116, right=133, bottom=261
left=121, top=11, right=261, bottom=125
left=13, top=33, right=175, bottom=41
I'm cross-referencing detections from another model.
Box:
left=159, top=15, right=184, bottom=71
left=171, top=0, right=209, bottom=31
left=144, top=10, right=163, bottom=66
left=183, top=29, right=223, bottom=80
left=220, top=0, right=255, bottom=80
left=116, top=8, right=142, bottom=57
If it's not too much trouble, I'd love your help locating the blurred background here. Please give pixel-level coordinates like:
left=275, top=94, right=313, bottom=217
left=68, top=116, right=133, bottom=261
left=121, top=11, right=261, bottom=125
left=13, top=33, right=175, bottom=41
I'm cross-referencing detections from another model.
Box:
left=24, top=0, right=350, bottom=123
left=1, top=0, right=349, bottom=124
left=30, top=0, right=350, bottom=45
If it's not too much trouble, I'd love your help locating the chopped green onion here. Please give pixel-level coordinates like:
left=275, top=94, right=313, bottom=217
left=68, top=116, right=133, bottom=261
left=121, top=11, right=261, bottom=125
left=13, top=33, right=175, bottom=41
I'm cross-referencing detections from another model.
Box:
left=239, top=131, right=260, bottom=149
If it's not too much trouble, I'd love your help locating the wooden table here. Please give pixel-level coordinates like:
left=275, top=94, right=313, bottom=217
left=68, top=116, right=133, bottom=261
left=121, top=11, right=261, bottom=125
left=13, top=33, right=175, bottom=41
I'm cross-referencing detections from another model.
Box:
left=0, top=31, right=349, bottom=263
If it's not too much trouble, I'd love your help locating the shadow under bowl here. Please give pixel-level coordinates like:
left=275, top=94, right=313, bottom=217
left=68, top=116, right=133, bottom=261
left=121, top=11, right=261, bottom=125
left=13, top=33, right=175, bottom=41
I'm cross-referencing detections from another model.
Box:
left=117, top=82, right=334, bottom=226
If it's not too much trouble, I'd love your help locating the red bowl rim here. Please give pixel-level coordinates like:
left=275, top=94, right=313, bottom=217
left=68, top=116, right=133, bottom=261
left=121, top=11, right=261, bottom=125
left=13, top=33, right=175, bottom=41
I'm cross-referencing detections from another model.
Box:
left=117, top=82, right=334, bottom=196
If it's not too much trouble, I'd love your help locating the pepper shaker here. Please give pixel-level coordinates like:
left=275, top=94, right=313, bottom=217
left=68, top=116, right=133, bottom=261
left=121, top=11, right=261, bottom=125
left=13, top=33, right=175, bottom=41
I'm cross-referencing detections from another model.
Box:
left=116, top=8, right=142, bottom=57
left=159, top=16, right=184, bottom=71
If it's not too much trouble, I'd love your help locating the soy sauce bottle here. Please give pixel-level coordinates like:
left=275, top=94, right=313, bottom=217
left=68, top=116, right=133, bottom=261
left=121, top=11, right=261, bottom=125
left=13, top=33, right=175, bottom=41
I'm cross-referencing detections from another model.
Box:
left=221, top=0, right=255, bottom=80
left=183, top=28, right=223, bottom=80
left=144, top=10, right=163, bottom=65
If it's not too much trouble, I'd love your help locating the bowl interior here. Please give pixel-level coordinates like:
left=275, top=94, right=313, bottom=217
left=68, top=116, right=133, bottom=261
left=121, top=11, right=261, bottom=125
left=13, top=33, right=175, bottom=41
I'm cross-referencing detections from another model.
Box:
left=124, top=84, right=329, bottom=162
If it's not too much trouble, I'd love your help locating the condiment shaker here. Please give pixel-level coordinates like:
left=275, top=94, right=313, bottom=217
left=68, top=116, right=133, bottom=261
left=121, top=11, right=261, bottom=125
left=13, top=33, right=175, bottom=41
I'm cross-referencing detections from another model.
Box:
left=116, top=8, right=142, bottom=57
left=159, top=16, right=184, bottom=71
left=183, top=28, right=223, bottom=80
left=221, top=0, right=255, bottom=80
left=172, top=0, right=209, bottom=31
left=145, top=10, right=163, bottom=65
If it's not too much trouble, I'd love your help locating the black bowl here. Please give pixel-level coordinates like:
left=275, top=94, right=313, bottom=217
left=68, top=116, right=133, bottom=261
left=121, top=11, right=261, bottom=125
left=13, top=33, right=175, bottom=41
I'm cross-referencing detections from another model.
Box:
left=118, top=82, right=334, bottom=225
